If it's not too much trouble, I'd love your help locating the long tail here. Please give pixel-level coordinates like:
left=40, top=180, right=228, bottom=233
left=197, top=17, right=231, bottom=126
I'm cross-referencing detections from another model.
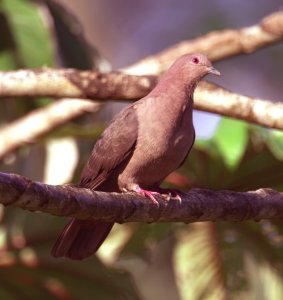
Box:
left=51, top=219, right=114, bottom=260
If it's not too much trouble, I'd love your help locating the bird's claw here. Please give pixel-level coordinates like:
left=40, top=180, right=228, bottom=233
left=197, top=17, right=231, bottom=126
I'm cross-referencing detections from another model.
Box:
left=168, top=191, right=182, bottom=204
left=155, top=188, right=182, bottom=204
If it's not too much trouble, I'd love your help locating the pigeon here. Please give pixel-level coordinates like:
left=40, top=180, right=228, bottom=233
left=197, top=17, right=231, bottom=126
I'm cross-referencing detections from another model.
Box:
left=51, top=53, right=220, bottom=260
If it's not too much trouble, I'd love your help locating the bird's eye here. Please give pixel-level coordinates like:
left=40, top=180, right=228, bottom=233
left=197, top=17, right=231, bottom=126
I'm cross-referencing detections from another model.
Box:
left=191, top=57, right=199, bottom=64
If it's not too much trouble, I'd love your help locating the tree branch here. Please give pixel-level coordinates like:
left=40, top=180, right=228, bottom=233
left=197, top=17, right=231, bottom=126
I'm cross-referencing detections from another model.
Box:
left=0, top=99, right=100, bottom=158
left=195, top=81, right=283, bottom=130
left=1, top=172, right=283, bottom=223
left=125, top=10, right=283, bottom=75
left=0, top=69, right=157, bottom=100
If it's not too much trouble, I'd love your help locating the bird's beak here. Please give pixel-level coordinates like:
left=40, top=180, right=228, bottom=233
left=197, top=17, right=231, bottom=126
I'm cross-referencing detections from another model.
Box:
left=208, top=66, right=221, bottom=76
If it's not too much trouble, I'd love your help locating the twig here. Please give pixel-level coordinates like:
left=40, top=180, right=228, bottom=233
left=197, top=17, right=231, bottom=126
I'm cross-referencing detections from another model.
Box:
left=0, top=99, right=99, bottom=158
left=0, top=172, right=283, bottom=223
left=125, top=10, right=283, bottom=75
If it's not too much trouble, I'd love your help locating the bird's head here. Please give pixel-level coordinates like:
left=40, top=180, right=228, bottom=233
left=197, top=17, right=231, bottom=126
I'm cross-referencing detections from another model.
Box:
left=170, top=53, right=220, bottom=81
left=150, top=53, right=220, bottom=97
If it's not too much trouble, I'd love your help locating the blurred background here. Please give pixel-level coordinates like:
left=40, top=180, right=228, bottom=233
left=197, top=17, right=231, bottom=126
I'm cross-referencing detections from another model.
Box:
left=1, top=0, right=283, bottom=299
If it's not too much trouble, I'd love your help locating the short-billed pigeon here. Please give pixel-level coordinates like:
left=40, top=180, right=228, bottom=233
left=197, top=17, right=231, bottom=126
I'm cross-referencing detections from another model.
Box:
left=52, top=53, right=220, bottom=260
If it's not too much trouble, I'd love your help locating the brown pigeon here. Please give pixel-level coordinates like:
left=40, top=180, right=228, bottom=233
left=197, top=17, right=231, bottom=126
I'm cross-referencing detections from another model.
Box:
left=51, top=53, right=220, bottom=260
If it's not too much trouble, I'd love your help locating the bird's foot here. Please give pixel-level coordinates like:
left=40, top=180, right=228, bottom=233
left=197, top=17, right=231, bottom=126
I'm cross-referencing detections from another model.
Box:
left=124, top=185, right=181, bottom=205
left=154, top=187, right=182, bottom=203
left=132, top=186, right=160, bottom=205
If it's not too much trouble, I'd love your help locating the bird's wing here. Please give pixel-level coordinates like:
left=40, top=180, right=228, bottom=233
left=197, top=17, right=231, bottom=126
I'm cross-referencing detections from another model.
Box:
left=178, top=128, right=195, bottom=169
left=79, top=104, right=139, bottom=189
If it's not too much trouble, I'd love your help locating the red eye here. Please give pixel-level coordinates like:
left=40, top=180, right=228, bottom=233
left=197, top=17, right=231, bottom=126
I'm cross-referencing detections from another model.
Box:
left=191, top=57, right=199, bottom=64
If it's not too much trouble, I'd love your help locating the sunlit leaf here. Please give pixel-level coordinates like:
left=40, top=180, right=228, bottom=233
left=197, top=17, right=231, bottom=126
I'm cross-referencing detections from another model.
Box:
left=244, top=253, right=283, bottom=300
left=213, top=117, right=248, bottom=170
left=174, top=223, right=227, bottom=300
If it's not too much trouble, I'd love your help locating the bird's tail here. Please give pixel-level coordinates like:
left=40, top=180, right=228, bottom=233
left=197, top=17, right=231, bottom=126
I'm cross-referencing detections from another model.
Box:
left=51, top=218, right=114, bottom=260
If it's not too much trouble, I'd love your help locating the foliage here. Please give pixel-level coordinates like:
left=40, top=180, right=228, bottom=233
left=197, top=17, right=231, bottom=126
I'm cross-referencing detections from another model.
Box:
left=1, top=1, right=283, bottom=299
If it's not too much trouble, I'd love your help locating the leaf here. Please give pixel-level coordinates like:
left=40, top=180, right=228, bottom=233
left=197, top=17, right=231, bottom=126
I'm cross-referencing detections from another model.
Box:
left=1, top=0, right=54, bottom=68
left=266, top=129, right=283, bottom=161
left=0, top=50, right=15, bottom=70
left=213, top=117, right=248, bottom=169
left=0, top=10, right=17, bottom=70
left=245, top=253, right=283, bottom=300
left=181, top=128, right=283, bottom=299
left=174, top=223, right=227, bottom=300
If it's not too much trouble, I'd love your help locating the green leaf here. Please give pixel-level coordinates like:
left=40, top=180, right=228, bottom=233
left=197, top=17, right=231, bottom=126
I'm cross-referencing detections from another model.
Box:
left=0, top=50, right=15, bottom=70
left=1, top=0, right=54, bottom=68
left=213, top=117, right=248, bottom=169
left=266, top=129, right=283, bottom=161
left=0, top=9, right=17, bottom=69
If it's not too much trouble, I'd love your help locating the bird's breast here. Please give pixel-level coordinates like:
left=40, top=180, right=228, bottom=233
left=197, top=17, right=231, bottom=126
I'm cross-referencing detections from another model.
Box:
left=118, top=100, right=195, bottom=189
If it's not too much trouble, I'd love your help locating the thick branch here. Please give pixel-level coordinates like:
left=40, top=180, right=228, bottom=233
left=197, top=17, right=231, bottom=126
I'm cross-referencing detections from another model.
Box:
left=1, top=172, right=283, bottom=223
left=0, top=69, right=157, bottom=100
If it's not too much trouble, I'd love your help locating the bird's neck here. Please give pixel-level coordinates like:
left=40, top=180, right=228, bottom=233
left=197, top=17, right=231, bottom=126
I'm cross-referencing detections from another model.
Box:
left=150, top=73, right=198, bottom=106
